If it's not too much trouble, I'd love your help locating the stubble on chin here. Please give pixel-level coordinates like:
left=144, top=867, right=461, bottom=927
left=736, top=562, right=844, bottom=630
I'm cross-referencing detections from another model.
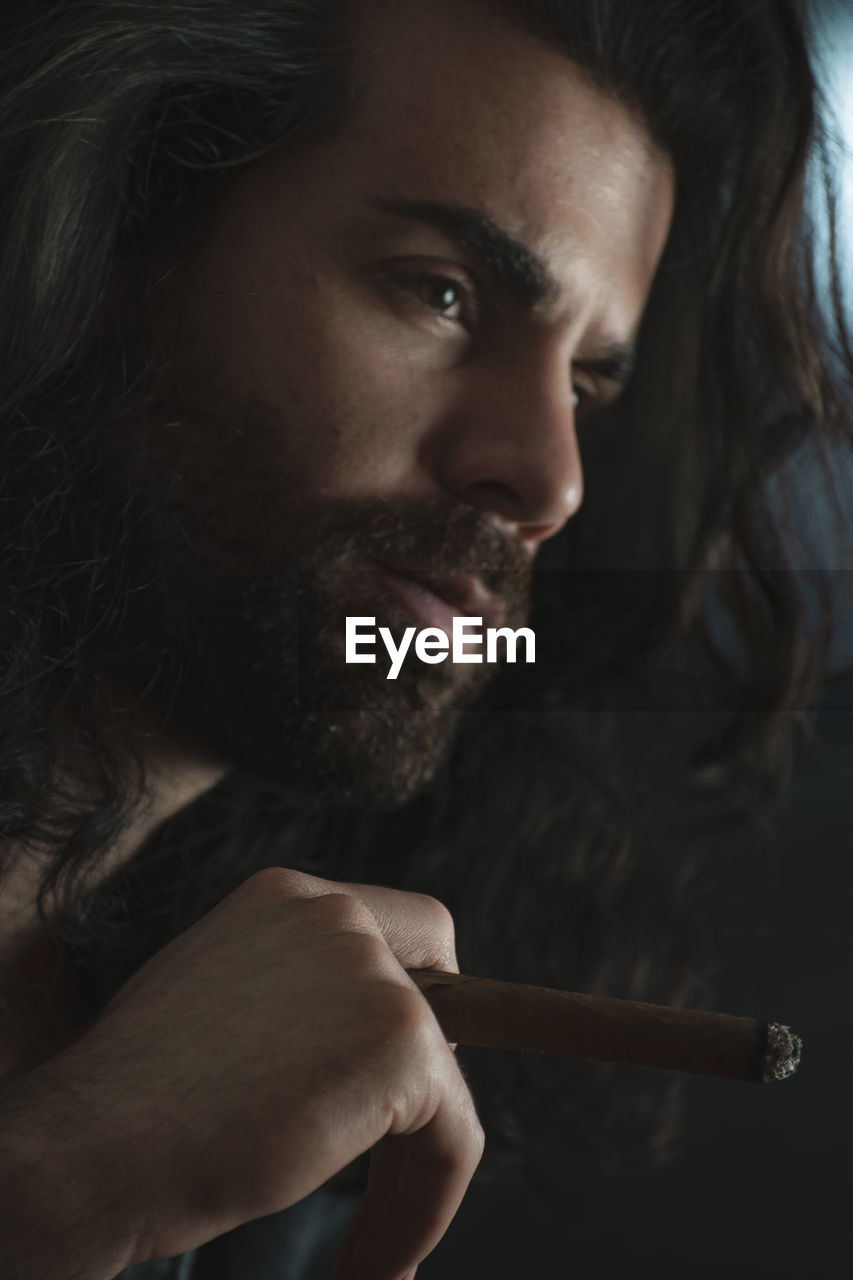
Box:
left=99, top=490, right=531, bottom=811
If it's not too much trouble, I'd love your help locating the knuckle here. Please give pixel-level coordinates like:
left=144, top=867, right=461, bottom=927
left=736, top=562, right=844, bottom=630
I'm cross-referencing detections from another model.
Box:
left=232, top=865, right=303, bottom=902
left=415, top=893, right=457, bottom=944
left=347, top=983, right=427, bottom=1064
left=233, top=866, right=345, bottom=906
left=344, top=932, right=396, bottom=985
left=376, top=984, right=436, bottom=1049
left=301, top=890, right=375, bottom=934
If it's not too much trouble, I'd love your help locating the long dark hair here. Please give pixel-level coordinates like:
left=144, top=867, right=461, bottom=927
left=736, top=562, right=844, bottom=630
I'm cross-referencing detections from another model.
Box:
left=1, top=0, right=849, bottom=1169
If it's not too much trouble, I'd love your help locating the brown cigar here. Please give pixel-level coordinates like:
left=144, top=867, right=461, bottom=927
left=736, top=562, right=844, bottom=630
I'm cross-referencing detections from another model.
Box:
left=408, top=970, right=801, bottom=1083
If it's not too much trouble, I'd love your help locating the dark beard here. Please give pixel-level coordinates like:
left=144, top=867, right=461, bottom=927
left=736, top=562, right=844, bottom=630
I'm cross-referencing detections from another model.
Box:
left=88, top=492, right=533, bottom=810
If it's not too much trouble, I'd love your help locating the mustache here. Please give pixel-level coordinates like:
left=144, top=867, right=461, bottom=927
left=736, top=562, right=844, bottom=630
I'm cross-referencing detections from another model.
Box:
left=289, top=495, right=533, bottom=604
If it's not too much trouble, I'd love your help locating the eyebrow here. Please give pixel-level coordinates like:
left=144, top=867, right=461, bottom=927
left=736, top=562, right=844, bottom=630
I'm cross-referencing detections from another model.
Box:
left=372, top=196, right=557, bottom=309
left=371, top=197, right=637, bottom=387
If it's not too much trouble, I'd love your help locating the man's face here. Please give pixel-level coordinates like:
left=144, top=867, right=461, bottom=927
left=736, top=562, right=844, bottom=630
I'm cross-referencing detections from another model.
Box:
left=102, top=0, right=674, bottom=808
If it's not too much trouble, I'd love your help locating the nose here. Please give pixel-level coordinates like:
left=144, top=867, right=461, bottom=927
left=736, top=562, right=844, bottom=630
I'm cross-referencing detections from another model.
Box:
left=427, top=355, right=584, bottom=547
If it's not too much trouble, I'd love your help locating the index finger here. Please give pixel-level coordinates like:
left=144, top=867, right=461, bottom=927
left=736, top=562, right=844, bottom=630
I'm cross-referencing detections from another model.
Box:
left=262, top=868, right=459, bottom=974
left=336, top=1071, right=484, bottom=1280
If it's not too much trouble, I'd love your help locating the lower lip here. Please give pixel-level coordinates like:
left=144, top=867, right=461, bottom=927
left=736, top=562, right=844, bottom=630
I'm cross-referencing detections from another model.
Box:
left=374, top=566, right=468, bottom=634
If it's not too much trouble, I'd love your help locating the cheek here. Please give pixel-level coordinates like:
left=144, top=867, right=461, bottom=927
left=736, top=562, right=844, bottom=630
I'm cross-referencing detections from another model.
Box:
left=177, top=269, right=431, bottom=496
left=143, top=302, right=438, bottom=579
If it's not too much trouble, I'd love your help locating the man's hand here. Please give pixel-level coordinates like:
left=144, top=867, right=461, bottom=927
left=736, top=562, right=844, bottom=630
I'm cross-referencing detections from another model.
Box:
left=1, top=868, right=484, bottom=1280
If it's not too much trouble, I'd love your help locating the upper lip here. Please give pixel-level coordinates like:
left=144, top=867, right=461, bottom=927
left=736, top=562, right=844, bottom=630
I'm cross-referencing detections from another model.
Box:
left=377, top=563, right=507, bottom=631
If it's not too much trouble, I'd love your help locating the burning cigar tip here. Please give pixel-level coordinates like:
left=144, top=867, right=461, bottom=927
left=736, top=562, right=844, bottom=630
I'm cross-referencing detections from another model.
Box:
left=760, top=1022, right=803, bottom=1083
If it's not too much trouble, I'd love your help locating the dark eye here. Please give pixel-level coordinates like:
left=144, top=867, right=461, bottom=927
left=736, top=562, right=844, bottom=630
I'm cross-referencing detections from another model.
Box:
left=570, top=382, right=609, bottom=419
left=572, top=385, right=590, bottom=417
left=409, top=275, right=467, bottom=319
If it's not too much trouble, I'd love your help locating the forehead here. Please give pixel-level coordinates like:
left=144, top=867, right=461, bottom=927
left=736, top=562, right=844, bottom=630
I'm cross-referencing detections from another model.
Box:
left=188, top=0, right=675, bottom=355
left=338, top=0, right=674, bottom=297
